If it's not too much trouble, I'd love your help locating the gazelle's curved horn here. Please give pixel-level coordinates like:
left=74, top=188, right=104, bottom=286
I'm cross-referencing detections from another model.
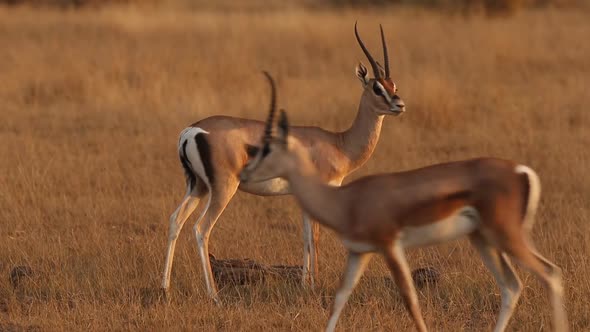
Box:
left=277, top=109, right=289, bottom=141
left=380, top=24, right=390, bottom=78
left=262, top=71, right=277, bottom=140
left=355, top=22, right=380, bottom=80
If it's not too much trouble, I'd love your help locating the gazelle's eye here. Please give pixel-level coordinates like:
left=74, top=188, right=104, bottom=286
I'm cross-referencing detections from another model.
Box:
left=373, top=83, right=382, bottom=96
left=245, top=144, right=259, bottom=158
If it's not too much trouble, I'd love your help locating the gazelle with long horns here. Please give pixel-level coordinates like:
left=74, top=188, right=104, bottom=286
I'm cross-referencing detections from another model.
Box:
left=239, top=109, right=568, bottom=331
left=162, top=24, right=406, bottom=302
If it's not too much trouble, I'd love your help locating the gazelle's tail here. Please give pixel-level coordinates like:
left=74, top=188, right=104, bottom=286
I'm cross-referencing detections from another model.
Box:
left=515, top=165, right=541, bottom=231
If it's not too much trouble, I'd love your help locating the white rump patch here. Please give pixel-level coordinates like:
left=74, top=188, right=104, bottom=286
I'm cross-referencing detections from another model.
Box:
left=178, top=127, right=211, bottom=187
left=179, top=127, right=209, bottom=143
left=399, top=206, right=480, bottom=248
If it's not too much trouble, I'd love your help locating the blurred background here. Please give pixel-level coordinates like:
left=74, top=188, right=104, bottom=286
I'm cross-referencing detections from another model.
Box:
left=0, top=1, right=589, bottom=331
left=0, top=0, right=586, bottom=15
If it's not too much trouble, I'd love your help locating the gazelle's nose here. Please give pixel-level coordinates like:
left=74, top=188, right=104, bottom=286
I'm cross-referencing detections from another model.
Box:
left=395, top=98, right=405, bottom=109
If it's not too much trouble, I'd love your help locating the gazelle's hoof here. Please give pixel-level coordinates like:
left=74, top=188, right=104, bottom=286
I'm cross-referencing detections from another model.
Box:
left=211, top=295, right=222, bottom=306
left=301, top=277, right=316, bottom=292
left=160, top=288, right=170, bottom=303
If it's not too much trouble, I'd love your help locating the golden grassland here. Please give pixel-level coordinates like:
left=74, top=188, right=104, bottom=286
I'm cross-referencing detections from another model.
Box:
left=0, top=5, right=589, bottom=331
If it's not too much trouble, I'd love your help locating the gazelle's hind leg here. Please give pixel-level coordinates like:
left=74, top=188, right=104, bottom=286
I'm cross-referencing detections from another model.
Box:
left=162, top=182, right=206, bottom=292
left=311, top=220, right=320, bottom=286
left=470, top=232, right=522, bottom=332
left=194, top=176, right=239, bottom=305
left=302, top=213, right=321, bottom=289
left=530, top=249, right=568, bottom=332
left=304, top=177, right=341, bottom=290
left=503, top=236, right=568, bottom=332
left=383, top=243, right=427, bottom=332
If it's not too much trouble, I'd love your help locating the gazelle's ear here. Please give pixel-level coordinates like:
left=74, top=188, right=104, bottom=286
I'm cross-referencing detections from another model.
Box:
left=277, top=110, right=289, bottom=144
left=356, top=62, right=369, bottom=87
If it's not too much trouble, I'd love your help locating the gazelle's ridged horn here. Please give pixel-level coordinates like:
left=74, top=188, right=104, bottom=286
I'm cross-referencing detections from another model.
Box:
left=355, top=22, right=380, bottom=80
left=262, top=71, right=277, bottom=140
left=278, top=109, right=289, bottom=140
left=379, top=24, right=390, bottom=78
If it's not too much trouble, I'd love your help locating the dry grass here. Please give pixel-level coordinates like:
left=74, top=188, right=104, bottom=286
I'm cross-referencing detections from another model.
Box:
left=0, top=5, right=589, bottom=331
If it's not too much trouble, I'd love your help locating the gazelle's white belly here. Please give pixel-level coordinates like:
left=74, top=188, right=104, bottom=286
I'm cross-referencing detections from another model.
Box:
left=239, top=178, right=292, bottom=196
left=400, top=206, right=480, bottom=248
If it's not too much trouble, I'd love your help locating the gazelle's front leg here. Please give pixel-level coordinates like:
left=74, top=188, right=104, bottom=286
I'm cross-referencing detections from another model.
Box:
left=325, top=252, right=372, bottom=332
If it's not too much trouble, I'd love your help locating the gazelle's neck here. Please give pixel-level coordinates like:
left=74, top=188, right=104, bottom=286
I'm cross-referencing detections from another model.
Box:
left=339, top=93, right=384, bottom=172
left=285, top=139, right=347, bottom=233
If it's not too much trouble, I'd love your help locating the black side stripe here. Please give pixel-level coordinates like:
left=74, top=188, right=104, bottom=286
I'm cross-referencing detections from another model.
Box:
left=180, top=139, right=196, bottom=191
left=195, top=133, right=215, bottom=185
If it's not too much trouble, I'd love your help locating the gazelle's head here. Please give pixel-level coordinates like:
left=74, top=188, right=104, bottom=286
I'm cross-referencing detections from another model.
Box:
left=240, top=72, right=297, bottom=183
left=240, top=110, right=294, bottom=184
left=355, top=23, right=405, bottom=116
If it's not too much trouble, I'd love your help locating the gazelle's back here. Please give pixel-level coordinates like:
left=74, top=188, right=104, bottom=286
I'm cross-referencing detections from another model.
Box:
left=339, top=158, right=524, bottom=235
left=192, top=115, right=350, bottom=181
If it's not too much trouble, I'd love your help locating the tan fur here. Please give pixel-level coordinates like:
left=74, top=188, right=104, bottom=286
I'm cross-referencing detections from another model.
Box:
left=162, top=67, right=404, bottom=302
left=191, top=110, right=382, bottom=184
left=240, top=129, right=568, bottom=332
left=162, top=25, right=406, bottom=304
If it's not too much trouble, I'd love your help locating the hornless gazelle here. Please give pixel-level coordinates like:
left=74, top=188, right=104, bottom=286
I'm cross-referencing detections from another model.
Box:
left=239, top=109, right=568, bottom=332
left=162, top=24, right=406, bottom=303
